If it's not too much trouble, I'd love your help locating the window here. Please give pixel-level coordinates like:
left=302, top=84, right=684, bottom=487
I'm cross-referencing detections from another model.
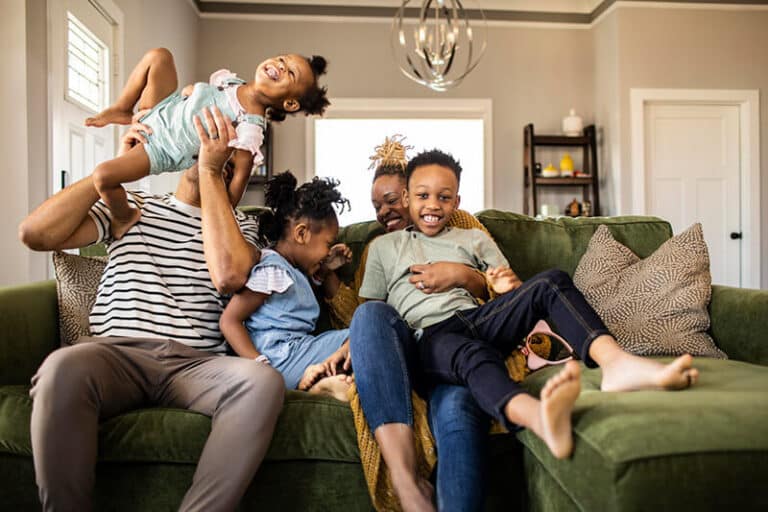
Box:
left=310, top=99, right=492, bottom=226
left=66, top=12, right=108, bottom=112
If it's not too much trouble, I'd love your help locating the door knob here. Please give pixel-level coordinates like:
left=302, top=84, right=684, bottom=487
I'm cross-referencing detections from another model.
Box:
left=730, top=232, right=742, bottom=240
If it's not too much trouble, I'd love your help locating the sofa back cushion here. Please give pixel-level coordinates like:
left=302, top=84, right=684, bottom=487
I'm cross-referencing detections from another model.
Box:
left=475, top=211, right=673, bottom=279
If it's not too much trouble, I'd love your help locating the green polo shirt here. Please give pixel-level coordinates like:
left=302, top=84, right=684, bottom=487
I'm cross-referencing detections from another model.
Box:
left=360, top=227, right=509, bottom=329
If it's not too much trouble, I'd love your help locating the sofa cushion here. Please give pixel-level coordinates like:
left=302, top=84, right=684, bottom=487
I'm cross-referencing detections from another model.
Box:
left=474, top=211, right=673, bottom=279
left=0, top=387, right=359, bottom=464
left=52, top=251, right=107, bottom=347
left=518, top=358, right=768, bottom=510
left=574, top=224, right=726, bottom=358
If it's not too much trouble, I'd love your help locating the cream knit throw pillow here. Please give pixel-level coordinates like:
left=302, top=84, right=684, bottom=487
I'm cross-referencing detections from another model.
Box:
left=574, top=224, right=726, bottom=358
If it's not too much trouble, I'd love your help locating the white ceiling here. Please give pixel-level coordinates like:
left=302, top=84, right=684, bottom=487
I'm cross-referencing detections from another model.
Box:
left=200, top=0, right=604, bottom=14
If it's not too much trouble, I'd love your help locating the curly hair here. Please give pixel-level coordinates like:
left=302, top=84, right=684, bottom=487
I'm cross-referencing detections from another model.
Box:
left=268, top=56, right=330, bottom=123
left=404, top=148, right=462, bottom=186
left=260, top=170, right=350, bottom=243
left=369, top=134, right=412, bottom=183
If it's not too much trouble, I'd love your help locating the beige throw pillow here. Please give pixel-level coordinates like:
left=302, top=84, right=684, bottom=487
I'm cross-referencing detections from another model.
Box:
left=573, top=224, right=726, bottom=358
left=52, top=251, right=107, bottom=346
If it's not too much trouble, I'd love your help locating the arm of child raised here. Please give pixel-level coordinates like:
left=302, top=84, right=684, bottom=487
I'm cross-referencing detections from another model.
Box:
left=315, top=243, right=353, bottom=299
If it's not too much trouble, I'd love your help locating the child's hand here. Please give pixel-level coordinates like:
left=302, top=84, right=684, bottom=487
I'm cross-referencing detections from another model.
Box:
left=322, top=244, right=352, bottom=271
left=117, top=110, right=152, bottom=156
left=298, top=363, right=328, bottom=391
left=194, top=106, right=236, bottom=174
left=485, top=266, right=522, bottom=295
left=322, top=342, right=351, bottom=376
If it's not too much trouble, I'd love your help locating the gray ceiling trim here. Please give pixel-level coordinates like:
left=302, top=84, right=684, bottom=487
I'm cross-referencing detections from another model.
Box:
left=194, top=2, right=591, bottom=23
left=195, top=1, right=768, bottom=23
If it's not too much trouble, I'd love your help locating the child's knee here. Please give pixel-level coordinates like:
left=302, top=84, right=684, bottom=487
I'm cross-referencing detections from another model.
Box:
left=92, top=161, right=118, bottom=190
left=146, top=47, right=174, bottom=66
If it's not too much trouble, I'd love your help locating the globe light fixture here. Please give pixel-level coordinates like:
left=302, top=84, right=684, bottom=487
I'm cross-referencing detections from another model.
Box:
left=392, top=0, right=487, bottom=92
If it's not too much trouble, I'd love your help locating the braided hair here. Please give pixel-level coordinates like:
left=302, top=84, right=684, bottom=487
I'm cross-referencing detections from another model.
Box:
left=368, top=134, right=412, bottom=183
left=268, top=56, right=330, bottom=122
left=260, top=171, right=350, bottom=243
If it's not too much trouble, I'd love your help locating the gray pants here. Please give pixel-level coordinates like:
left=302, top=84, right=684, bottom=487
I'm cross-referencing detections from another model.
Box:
left=29, top=336, right=285, bottom=512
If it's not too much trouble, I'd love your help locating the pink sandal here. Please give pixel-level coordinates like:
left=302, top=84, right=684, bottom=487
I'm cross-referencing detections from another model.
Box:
left=520, top=320, right=575, bottom=371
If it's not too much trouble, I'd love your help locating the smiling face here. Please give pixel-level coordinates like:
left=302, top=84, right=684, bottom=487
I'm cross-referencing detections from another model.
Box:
left=371, top=174, right=411, bottom=233
left=254, top=54, right=315, bottom=112
left=404, top=164, right=460, bottom=236
left=293, top=217, right=339, bottom=276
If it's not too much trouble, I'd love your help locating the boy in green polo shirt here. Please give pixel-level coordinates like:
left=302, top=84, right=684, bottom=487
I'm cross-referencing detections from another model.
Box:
left=359, top=149, right=699, bottom=461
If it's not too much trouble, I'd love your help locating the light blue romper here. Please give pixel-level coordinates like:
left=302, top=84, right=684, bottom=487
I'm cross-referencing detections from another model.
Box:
left=139, top=73, right=266, bottom=174
left=243, top=249, right=350, bottom=390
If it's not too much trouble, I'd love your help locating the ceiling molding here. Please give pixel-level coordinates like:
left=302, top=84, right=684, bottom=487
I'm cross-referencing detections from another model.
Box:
left=193, top=0, right=768, bottom=24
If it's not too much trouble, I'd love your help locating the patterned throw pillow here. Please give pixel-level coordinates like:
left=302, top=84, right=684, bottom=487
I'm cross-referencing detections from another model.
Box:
left=52, top=251, right=107, bottom=346
left=573, top=224, right=726, bottom=358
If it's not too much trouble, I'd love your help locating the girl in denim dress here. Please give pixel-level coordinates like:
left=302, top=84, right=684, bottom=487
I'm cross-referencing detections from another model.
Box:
left=220, top=171, right=353, bottom=401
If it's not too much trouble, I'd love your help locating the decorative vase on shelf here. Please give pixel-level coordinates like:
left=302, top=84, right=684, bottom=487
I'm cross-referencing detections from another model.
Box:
left=559, top=153, right=574, bottom=177
left=562, top=108, right=583, bottom=136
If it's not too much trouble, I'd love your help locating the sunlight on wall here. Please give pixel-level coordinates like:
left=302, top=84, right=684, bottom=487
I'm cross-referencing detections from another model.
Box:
left=314, top=118, right=485, bottom=225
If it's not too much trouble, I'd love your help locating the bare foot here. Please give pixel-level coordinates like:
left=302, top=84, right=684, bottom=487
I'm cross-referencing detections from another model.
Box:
left=539, top=361, right=581, bottom=459
left=601, top=353, right=698, bottom=392
left=390, top=474, right=435, bottom=512
left=308, top=374, right=352, bottom=402
left=85, top=107, right=134, bottom=127
left=110, top=208, right=141, bottom=240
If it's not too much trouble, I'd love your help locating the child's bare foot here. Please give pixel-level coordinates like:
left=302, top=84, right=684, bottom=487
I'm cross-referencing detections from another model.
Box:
left=390, top=474, right=435, bottom=512
left=85, top=106, right=134, bottom=127
left=308, top=374, right=352, bottom=402
left=539, top=361, right=581, bottom=459
left=110, top=208, right=141, bottom=240
left=600, top=353, right=698, bottom=392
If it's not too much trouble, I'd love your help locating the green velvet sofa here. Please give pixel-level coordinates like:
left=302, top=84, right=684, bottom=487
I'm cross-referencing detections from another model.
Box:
left=1, top=211, right=767, bottom=511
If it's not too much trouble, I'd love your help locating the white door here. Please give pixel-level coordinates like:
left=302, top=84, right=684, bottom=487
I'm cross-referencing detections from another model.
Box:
left=643, top=103, right=741, bottom=287
left=49, top=0, right=117, bottom=195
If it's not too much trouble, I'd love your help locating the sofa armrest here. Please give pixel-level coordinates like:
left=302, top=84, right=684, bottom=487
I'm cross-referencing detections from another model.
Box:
left=0, top=280, right=59, bottom=385
left=709, top=285, right=768, bottom=365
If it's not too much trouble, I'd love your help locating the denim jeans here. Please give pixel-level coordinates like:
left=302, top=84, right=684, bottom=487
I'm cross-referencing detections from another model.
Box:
left=419, top=269, right=610, bottom=430
left=350, top=301, right=490, bottom=512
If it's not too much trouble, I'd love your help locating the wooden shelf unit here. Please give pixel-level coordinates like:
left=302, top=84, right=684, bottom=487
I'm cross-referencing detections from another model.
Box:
left=523, top=123, right=600, bottom=217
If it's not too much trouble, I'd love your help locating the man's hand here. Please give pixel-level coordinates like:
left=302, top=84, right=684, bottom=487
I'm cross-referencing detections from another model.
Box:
left=322, top=244, right=353, bottom=272
left=193, top=106, right=236, bottom=174
left=485, top=266, right=522, bottom=295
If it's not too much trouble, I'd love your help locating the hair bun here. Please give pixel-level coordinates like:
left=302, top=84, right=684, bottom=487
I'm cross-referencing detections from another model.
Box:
left=264, top=171, right=298, bottom=210
left=309, top=55, right=327, bottom=76
left=369, top=134, right=411, bottom=171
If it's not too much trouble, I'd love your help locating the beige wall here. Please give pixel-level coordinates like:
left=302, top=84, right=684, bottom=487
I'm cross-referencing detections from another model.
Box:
left=1, top=0, right=200, bottom=287
left=612, top=7, right=768, bottom=288
left=197, top=19, right=595, bottom=208
left=114, top=0, right=200, bottom=194
left=1, top=0, right=31, bottom=286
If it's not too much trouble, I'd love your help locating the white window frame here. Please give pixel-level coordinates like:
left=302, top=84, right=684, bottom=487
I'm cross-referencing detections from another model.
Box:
left=65, top=11, right=110, bottom=114
left=305, top=98, right=494, bottom=210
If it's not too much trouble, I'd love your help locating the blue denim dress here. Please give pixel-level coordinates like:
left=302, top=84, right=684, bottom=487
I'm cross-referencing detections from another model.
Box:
left=243, top=250, right=349, bottom=389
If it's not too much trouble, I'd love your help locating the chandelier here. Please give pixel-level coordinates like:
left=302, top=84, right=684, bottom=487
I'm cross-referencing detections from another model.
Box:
left=392, top=0, right=487, bottom=92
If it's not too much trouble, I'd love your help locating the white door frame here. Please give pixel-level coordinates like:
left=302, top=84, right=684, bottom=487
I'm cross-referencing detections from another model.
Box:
left=46, top=0, right=125, bottom=198
left=630, top=88, right=761, bottom=289
left=306, top=98, right=494, bottom=209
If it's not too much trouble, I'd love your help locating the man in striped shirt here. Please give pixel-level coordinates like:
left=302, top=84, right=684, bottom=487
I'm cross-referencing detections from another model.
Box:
left=19, top=107, right=283, bottom=512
